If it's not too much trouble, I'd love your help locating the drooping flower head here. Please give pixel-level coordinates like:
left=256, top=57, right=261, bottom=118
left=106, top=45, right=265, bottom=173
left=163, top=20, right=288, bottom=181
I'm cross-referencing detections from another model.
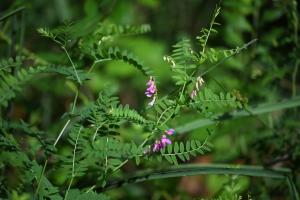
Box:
left=145, top=76, right=156, bottom=97
left=190, top=89, right=197, bottom=99
left=152, top=140, right=163, bottom=152
left=190, top=76, right=205, bottom=99
left=161, top=135, right=172, bottom=145
left=152, top=135, right=172, bottom=152
left=145, top=76, right=157, bottom=106
left=151, top=129, right=175, bottom=152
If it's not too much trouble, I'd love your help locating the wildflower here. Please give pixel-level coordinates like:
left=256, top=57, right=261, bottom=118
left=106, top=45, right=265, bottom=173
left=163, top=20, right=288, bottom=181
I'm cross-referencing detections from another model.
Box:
left=190, top=89, right=197, bottom=99
left=165, top=128, right=175, bottom=135
left=196, top=76, right=205, bottom=90
left=145, top=76, right=157, bottom=106
left=190, top=76, right=205, bottom=99
left=161, top=135, right=172, bottom=145
left=152, top=135, right=172, bottom=152
left=145, top=76, right=156, bottom=97
left=163, top=56, right=176, bottom=68
left=152, top=140, right=163, bottom=152
left=151, top=129, right=175, bottom=152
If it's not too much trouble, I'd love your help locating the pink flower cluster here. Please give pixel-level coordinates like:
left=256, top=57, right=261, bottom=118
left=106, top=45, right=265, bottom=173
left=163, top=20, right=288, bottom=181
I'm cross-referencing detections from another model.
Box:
left=145, top=76, right=157, bottom=106
left=152, top=128, right=175, bottom=152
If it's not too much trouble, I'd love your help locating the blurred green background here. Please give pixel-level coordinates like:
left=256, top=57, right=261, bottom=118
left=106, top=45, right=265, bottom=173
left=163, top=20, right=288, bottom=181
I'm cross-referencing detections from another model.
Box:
left=1, top=0, right=299, bottom=199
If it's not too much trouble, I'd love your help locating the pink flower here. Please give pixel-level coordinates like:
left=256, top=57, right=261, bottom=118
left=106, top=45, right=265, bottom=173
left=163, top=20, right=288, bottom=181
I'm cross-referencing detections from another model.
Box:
left=145, top=76, right=156, bottom=98
left=161, top=135, right=172, bottom=145
left=152, top=140, right=163, bottom=152
left=165, top=128, right=175, bottom=135
left=145, top=76, right=157, bottom=106
left=152, top=135, right=172, bottom=152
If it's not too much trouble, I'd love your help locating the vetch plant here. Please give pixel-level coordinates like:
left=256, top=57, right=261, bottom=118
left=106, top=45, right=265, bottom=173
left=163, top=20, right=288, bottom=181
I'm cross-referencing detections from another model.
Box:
left=1, top=4, right=299, bottom=200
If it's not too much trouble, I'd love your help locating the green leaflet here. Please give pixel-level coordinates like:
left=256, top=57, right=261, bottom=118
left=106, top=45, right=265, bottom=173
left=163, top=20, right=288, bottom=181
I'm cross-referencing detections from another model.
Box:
left=0, top=66, right=46, bottom=107
left=109, top=104, right=147, bottom=125
left=0, top=56, right=23, bottom=71
left=189, top=88, right=243, bottom=117
left=156, top=139, right=212, bottom=165
left=0, top=65, right=90, bottom=107
left=94, top=47, right=153, bottom=76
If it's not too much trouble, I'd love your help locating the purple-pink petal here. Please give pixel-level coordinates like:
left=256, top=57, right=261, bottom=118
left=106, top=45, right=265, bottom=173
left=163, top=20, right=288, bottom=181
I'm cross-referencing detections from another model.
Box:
left=145, top=77, right=156, bottom=98
left=161, top=135, right=172, bottom=145
left=165, top=128, right=175, bottom=135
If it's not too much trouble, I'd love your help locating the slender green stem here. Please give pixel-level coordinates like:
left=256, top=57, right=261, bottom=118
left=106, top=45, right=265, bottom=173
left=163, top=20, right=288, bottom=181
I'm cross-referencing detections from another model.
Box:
left=61, top=46, right=81, bottom=85
left=292, top=60, right=299, bottom=97
left=201, top=7, right=219, bottom=55
left=85, top=185, right=96, bottom=193
left=112, top=160, right=128, bottom=174
left=64, top=126, right=82, bottom=200
left=104, top=137, right=109, bottom=175
left=88, top=58, right=112, bottom=73
left=64, top=178, right=74, bottom=200
left=54, top=119, right=70, bottom=147
left=199, top=39, right=257, bottom=77
left=34, top=160, right=48, bottom=200
left=71, top=91, right=78, bottom=114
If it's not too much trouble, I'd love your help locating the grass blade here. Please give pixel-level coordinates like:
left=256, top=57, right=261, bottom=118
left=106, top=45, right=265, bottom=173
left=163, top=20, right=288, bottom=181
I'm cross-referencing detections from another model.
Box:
left=177, top=96, right=300, bottom=134
left=102, top=164, right=299, bottom=200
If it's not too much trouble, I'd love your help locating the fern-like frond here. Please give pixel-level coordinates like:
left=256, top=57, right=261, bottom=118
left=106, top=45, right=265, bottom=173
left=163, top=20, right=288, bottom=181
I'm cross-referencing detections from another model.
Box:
left=158, top=139, right=212, bottom=165
left=197, top=6, right=221, bottom=55
left=0, top=66, right=46, bottom=107
left=95, top=23, right=151, bottom=38
left=189, top=88, right=243, bottom=117
left=95, top=47, right=153, bottom=76
left=46, top=65, right=90, bottom=81
left=109, top=104, right=147, bottom=125
left=0, top=56, right=24, bottom=71
left=171, top=39, right=196, bottom=65
left=0, top=65, right=89, bottom=107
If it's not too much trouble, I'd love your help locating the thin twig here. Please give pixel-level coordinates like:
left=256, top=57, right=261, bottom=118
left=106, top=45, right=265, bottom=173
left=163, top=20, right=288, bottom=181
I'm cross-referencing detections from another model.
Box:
left=54, top=119, right=71, bottom=147
left=64, top=126, right=82, bottom=200
left=34, top=160, right=48, bottom=200
left=61, top=46, right=81, bottom=85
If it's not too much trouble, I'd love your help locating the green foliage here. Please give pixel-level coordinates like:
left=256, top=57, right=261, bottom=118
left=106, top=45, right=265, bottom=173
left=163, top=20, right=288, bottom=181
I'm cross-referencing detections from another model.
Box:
left=0, top=66, right=46, bottom=107
left=190, top=88, right=243, bottom=117
left=0, top=5, right=258, bottom=199
left=67, top=189, right=110, bottom=200
left=0, top=56, right=23, bottom=71
left=1, top=2, right=299, bottom=200
left=109, top=103, right=148, bottom=125
left=0, top=64, right=89, bottom=107
left=94, top=47, right=153, bottom=76
left=158, top=139, right=213, bottom=165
